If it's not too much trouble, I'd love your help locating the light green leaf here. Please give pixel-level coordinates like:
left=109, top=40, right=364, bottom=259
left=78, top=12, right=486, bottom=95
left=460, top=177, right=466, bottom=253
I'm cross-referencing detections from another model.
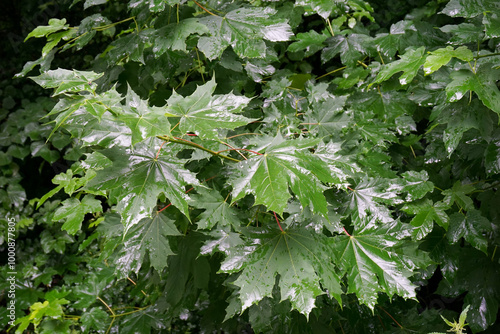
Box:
left=165, top=77, right=252, bottom=140
left=401, top=170, right=434, bottom=201
left=423, top=46, right=473, bottom=75
left=30, top=69, right=103, bottom=96
left=53, top=195, right=102, bottom=235
left=25, top=18, right=69, bottom=41
left=373, top=47, right=426, bottom=85
left=288, top=31, right=328, bottom=57
left=117, top=85, right=170, bottom=145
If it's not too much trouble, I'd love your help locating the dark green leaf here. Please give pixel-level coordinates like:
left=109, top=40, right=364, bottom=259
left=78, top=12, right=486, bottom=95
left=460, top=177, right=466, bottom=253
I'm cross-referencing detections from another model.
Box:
left=447, top=210, right=491, bottom=254
left=198, top=7, right=293, bottom=60
left=86, top=139, right=199, bottom=231
left=231, top=134, right=335, bottom=216
left=221, top=227, right=342, bottom=317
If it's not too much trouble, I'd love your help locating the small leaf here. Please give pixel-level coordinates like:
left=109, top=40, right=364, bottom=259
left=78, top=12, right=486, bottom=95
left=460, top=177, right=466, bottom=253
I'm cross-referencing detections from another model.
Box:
left=25, top=18, right=69, bottom=41
left=423, top=46, right=473, bottom=75
left=117, top=85, right=170, bottom=145
left=373, top=47, right=426, bottom=85
left=53, top=195, right=102, bottom=235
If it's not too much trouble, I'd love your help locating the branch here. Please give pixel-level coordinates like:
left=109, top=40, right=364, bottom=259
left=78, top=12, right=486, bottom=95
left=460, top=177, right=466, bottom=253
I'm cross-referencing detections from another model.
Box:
left=157, top=135, right=241, bottom=162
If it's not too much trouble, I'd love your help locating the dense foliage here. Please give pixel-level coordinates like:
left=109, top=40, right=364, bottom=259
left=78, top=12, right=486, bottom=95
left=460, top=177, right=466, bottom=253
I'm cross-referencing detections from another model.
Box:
left=1, top=0, right=500, bottom=333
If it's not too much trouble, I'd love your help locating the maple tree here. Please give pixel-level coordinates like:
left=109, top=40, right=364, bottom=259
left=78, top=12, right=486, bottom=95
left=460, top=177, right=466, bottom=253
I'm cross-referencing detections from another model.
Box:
left=1, top=0, right=500, bottom=333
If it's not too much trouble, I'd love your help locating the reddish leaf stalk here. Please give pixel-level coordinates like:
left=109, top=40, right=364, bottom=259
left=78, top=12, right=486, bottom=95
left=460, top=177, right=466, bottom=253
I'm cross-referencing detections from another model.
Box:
left=343, top=226, right=351, bottom=237
left=273, top=211, right=284, bottom=232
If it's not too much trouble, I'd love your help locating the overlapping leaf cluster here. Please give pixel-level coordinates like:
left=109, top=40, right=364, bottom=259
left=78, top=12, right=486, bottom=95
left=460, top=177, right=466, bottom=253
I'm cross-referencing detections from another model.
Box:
left=4, top=0, right=500, bottom=333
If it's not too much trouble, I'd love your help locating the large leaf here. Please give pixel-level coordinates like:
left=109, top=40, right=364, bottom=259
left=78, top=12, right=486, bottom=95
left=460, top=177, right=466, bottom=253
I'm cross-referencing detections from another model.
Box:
left=220, top=227, right=342, bottom=317
left=165, top=78, right=252, bottom=140
left=230, top=134, right=335, bottom=216
left=86, top=139, right=199, bottom=232
left=332, top=224, right=423, bottom=310
left=197, top=7, right=293, bottom=60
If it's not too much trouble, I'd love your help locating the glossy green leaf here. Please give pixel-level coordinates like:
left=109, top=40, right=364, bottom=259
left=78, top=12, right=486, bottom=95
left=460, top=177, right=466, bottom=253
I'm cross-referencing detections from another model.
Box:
left=190, top=188, right=240, bottom=230
left=348, top=178, right=401, bottom=224
left=447, top=210, right=491, bottom=254
left=401, top=170, right=434, bottom=201
left=441, top=0, right=500, bottom=18
left=86, top=139, right=199, bottom=231
left=321, top=33, right=371, bottom=65
left=116, top=211, right=180, bottom=274
left=153, top=18, right=208, bottom=55
left=401, top=199, right=449, bottom=240
left=117, top=85, right=170, bottom=145
left=30, top=69, right=103, bottom=96
left=288, top=31, right=328, bottom=57
left=231, top=134, right=335, bottom=216
left=373, top=47, right=426, bottom=85
left=198, top=7, right=293, bottom=60
left=333, top=225, right=420, bottom=310
left=165, top=78, right=252, bottom=140
left=53, top=195, right=102, bottom=235
left=221, top=227, right=342, bottom=317
left=440, top=23, right=484, bottom=45
left=25, top=18, right=69, bottom=41
left=423, top=46, right=473, bottom=75
left=446, top=64, right=500, bottom=116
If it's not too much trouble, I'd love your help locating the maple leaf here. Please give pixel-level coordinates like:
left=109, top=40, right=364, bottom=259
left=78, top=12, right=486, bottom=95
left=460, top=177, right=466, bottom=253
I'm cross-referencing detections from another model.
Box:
left=86, top=139, right=199, bottom=232
left=348, top=178, right=402, bottom=224
left=190, top=188, right=240, bottom=230
left=332, top=223, right=423, bottom=310
left=117, top=85, right=170, bottom=145
left=401, top=199, right=449, bottom=240
left=30, top=68, right=102, bottom=95
left=445, top=64, right=500, bottom=116
left=373, top=47, right=426, bottom=86
left=115, top=210, right=180, bottom=275
left=53, top=195, right=102, bottom=235
left=220, top=227, right=342, bottom=317
left=230, top=134, right=335, bottom=216
left=197, top=7, right=293, bottom=60
left=165, top=78, right=253, bottom=140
